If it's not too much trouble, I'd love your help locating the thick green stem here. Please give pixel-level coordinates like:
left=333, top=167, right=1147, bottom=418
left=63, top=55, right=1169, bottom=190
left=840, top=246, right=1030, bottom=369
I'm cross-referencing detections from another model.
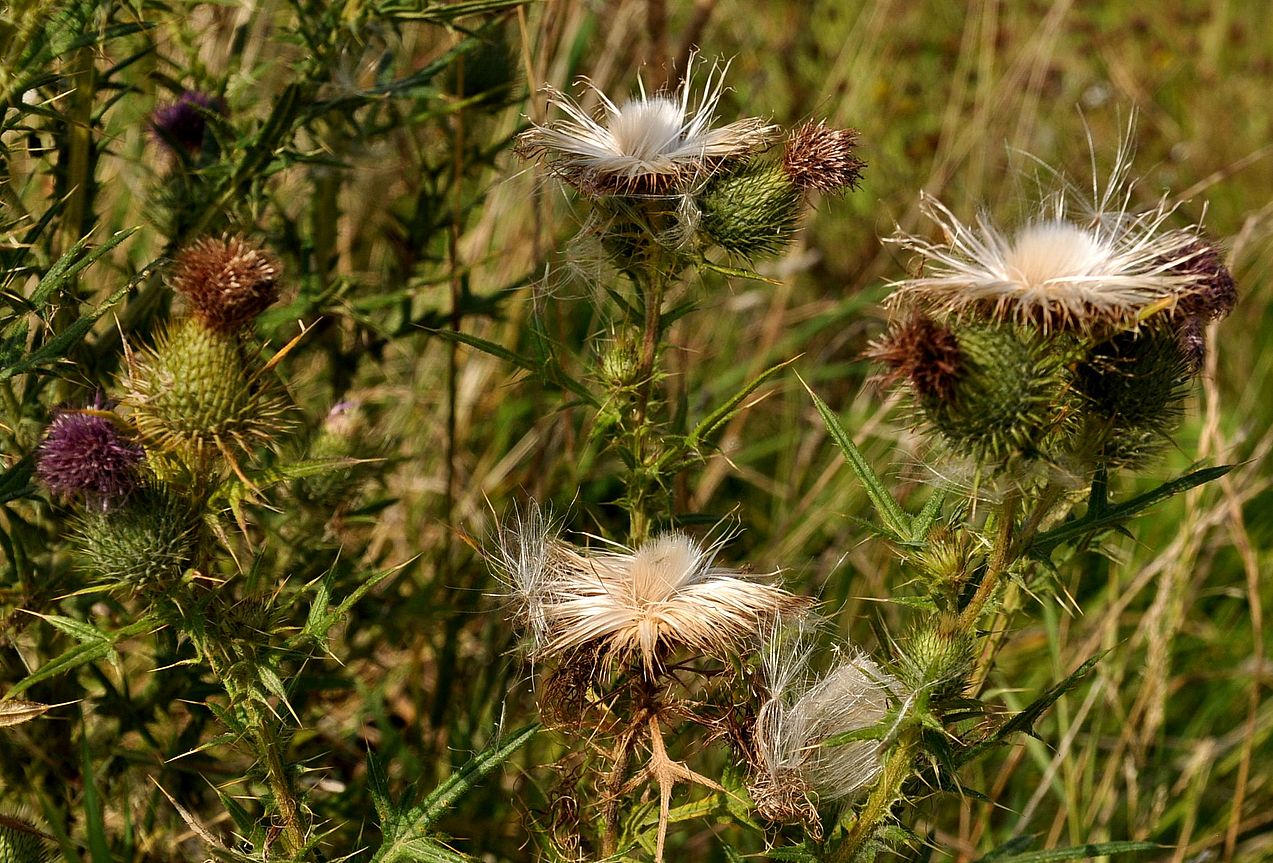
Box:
left=832, top=728, right=919, bottom=863
left=244, top=698, right=307, bottom=856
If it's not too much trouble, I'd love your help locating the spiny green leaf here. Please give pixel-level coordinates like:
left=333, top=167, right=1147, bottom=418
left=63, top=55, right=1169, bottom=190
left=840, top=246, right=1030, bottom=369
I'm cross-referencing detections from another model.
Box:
left=800, top=373, right=912, bottom=540
left=1030, top=465, right=1232, bottom=557
left=370, top=724, right=539, bottom=863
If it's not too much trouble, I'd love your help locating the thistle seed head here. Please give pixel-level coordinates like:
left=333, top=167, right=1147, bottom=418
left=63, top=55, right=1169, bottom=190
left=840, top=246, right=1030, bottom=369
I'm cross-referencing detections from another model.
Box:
left=493, top=517, right=810, bottom=676
left=169, top=235, right=281, bottom=333
left=36, top=402, right=143, bottom=508
left=751, top=629, right=900, bottom=821
left=782, top=121, right=865, bottom=193
left=515, top=56, right=777, bottom=197
left=885, top=139, right=1224, bottom=332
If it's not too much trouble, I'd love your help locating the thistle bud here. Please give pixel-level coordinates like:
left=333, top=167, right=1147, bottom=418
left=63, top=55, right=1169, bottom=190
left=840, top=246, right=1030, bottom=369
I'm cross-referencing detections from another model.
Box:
left=874, top=319, right=1076, bottom=464
left=596, top=332, right=643, bottom=391
left=169, top=236, right=281, bottom=333
left=696, top=162, right=801, bottom=257
left=122, top=318, right=289, bottom=466
left=149, top=90, right=222, bottom=157
left=782, top=121, right=865, bottom=194
left=1075, top=323, right=1194, bottom=467
left=294, top=400, right=375, bottom=509
left=73, top=484, right=199, bottom=588
left=0, top=815, right=52, bottom=863
left=896, top=616, right=974, bottom=699
left=36, top=402, right=143, bottom=509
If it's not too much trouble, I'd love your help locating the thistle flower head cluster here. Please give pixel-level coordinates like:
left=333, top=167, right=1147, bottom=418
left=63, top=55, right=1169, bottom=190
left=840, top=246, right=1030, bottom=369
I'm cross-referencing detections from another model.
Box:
left=871, top=141, right=1237, bottom=471
left=749, top=626, right=901, bottom=834
left=496, top=510, right=808, bottom=676
left=517, top=58, right=863, bottom=262
left=36, top=400, right=143, bottom=509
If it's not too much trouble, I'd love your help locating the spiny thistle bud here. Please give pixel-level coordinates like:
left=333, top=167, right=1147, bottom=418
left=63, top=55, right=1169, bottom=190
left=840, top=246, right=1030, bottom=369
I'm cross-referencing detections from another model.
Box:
left=1075, top=323, right=1195, bottom=467
left=896, top=616, right=974, bottom=699
left=169, top=236, right=281, bottom=333
left=866, top=313, right=962, bottom=401
left=149, top=90, right=222, bottom=156
left=696, top=162, right=801, bottom=257
left=1171, top=239, right=1237, bottom=321
left=295, top=400, right=375, bottom=509
left=122, top=318, right=290, bottom=466
left=908, top=526, right=974, bottom=593
left=596, top=332, right=643, bottom=391
left=782, top=121, right=865, bottom=194
left=0, top=815, right=53, bottom=863
left=36, top=401, right=143, bottom=509
left=878, top=320, right=1076, bottom=464
left=73, top=484, right=199, bottom=588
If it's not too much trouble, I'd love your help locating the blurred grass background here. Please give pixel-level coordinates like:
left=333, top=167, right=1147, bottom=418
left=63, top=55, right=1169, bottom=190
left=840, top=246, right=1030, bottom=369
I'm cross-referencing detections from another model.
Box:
left=3, top=0, right=1272, bottom=859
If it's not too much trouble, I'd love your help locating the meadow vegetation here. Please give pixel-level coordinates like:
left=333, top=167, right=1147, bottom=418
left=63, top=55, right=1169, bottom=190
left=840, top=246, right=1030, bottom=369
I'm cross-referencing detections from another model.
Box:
left=1, top=1, right=1270, bottom=861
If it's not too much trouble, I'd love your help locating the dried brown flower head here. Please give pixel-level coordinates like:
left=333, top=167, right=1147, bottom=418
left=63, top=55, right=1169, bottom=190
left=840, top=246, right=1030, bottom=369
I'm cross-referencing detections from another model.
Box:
left=1170, top=239, right=1237, bottom=321
left=866, top=313, right=962, bottom=400
left=170, top=236, right=281, bottom=333
left=782, top=121, right=865, bottom=193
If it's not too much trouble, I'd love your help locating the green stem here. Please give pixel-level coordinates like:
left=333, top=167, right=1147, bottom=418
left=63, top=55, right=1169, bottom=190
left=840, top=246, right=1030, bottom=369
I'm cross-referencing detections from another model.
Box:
left=625, top=264, right=668, bottom=545
left=957, top=492, right=1021, bottom=631
left=244, top=698, right=307, bottom=856
left=832, top=727, right=918, bottom=863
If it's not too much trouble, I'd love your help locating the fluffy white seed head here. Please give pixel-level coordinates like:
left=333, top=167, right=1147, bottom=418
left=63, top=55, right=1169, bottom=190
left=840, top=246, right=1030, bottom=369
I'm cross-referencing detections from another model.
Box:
left=885, top=136, right=1218, bottom=331
left=494, top=520, right=808, bottom=675
left=515, top=56, right=778, bottom=196
left=753, top=634, right=900, bottom=808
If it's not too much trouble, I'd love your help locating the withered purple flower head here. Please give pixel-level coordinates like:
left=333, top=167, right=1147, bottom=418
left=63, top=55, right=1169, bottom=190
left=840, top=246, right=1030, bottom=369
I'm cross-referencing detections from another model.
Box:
left=169, top=235, right=282, bottom=333
left=1170, top=239, right=1237, bottom=322
left=37, top=405, right=144, bottom=507
left=782, top=121, right=865, bottom=194
left=866, top=313, right=963, bottom=401
left=149, top=90, right=221, bottom=155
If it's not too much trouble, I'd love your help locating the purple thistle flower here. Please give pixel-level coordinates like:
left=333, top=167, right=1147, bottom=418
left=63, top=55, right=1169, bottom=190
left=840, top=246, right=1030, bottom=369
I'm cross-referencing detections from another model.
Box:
left=149, top=90, right=222, bottom=156
left=37, top=409, right=144, bottom=507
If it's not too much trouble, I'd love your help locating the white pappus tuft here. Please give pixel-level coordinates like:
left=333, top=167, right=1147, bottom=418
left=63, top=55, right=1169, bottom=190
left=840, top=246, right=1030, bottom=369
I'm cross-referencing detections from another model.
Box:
left=885, top=130, right=1222, bottom=331
left=515, top=55, right=777, bottom=197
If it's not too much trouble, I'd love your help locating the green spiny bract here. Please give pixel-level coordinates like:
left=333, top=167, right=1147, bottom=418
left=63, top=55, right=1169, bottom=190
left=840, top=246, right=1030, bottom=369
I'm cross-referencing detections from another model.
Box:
left=1074, top=322, right=1196, bottom=467
left=0, top=816, right=52, bottom=863
left=695, top=161, right=801, bottom=257
left=918, top=322, right=1078, bottom=465
left=73, top=483, right=200, bottom=588
left=895, top=616, right=974, bottom=701
left=123, top=317, right=289, bottom=467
